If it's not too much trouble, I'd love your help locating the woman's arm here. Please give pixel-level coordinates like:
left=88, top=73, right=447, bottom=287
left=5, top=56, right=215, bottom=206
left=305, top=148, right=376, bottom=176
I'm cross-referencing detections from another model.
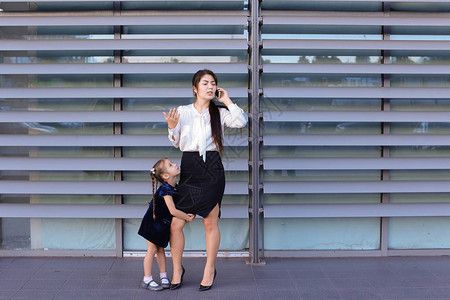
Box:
left=221, top=103, right=247, bottom=128
left=216, top=87, right=247, bottom=128
left=164, top=108, right=181, bottom=148
left=163, top=195, right=194, bottom=222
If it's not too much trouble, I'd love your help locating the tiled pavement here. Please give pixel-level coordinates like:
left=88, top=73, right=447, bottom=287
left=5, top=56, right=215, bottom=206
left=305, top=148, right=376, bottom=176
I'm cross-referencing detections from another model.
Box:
left=1, top=256, right=450, bottom=299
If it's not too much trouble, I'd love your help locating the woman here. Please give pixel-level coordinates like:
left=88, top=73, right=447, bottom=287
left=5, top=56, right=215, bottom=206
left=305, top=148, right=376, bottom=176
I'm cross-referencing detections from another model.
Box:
left=163, top=69, right=247, bottom=291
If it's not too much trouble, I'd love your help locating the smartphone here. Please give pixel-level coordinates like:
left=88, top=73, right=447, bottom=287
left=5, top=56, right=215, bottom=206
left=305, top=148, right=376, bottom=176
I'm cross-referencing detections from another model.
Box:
left=215, top=90, right=221, bottom=99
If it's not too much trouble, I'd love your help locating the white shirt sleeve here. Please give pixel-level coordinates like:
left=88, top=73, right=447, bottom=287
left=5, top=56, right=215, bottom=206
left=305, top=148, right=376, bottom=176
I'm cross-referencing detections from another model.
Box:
left=167, top=106, right=182, bottom=148
left=221, top=103, right=247, bottom=128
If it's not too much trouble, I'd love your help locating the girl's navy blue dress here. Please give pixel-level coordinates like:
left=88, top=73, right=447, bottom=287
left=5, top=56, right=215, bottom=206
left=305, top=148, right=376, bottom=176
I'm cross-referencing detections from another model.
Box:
left=138, top=182, right=176, bottom=248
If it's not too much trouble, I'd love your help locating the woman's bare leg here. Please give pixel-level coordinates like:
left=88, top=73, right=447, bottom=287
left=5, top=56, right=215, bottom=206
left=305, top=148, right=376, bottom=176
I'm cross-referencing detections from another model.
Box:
left=170, top=217, right=186, bottom=284
left=201, top=204, right=220, bottom=286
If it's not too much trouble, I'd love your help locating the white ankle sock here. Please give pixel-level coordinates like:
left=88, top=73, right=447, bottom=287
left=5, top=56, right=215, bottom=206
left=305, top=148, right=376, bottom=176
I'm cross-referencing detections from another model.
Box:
left=143, top=276, right=152, bottom=284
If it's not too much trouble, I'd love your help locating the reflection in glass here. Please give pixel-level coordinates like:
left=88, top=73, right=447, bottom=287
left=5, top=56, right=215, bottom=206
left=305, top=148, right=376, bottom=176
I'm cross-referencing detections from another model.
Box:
left=0, top=123, right=113, bottom=135
left=262, top=98, right=381, bottom=111
left=391, top=99, right=450, bottom=112
left=391, top=75, right=450, bottom=88
left=0, top=147, right=114, bottom=158
left=263, top=74, right=381, bottom=87
left=391, top=122, right=450, bottom=135
left=264, top=122, right=381, bottom=135
left=263, top=146, right=381, bottom=158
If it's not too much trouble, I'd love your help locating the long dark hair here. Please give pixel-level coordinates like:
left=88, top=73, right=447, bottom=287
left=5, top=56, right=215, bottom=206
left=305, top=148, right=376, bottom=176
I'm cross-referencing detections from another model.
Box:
left=192, top=69, right=224, bottom=155
left=149, top=158, right=167, bottom=220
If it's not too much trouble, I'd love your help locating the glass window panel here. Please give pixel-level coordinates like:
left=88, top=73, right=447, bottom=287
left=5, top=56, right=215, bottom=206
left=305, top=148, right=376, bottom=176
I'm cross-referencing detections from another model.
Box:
left=1, top=98, right=113, bottom=111
left=0, top=147, right=114, bottom=158
left=0, top=51, right=114, bottom=64
left=391, top=75, right=450, bottom=88
left=0, top=122, right=113, bottom=135
left=263, top=74, right=381, bottom=87
left=390, top=170, right=450, bottom=181
left=1, top=75, right=113, bottom=88
left=390, top=51, right=450, bottom=65
left=264, top=170, right=380, bottom=182
left=391, top=99, right=450, bottom=111
left=264, top=122, right=381, bottom=135
left=0, top=2, right=114, bottom=12
left=265, top=193, right=380, bottom=205
left=264, top=218, right=380, bottom=250
left=263, top=55, right=381, bottom=64
left=261, top=1, right=381, bottom=12
left=121, top=1, right=246, bottom=11
left=391, top=122, right=450, bottom=135
left=123, top=49, right=248, bottom=59
left=391, top=146, right=450, bottom=158
left=0, top=26, right=114, bottom=40
left=0, top=171, right=114, bottom=181
left=122, top=74, right=247, bottom=88
left=390, top=3, right=450, bottom=13
left=389, top=217, right=450, bottom=249
left=0, top=195, right=115, bottom=250
left=123, top=25, right=245, bottom=35
left=262, top=98, right=381, bottom=111
left=262, top=25, right=381, bottom=35
left=263, top=146, right=382, bottom=158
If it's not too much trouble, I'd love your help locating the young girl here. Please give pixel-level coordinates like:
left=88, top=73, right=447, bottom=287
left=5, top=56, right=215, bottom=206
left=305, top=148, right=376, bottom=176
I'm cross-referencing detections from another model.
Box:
left=138, top=158, right=195, bottom=291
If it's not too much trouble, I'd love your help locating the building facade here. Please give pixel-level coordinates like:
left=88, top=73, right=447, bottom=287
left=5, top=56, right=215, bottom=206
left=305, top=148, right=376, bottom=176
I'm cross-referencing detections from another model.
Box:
left=2, top=0, right=450, bottom=261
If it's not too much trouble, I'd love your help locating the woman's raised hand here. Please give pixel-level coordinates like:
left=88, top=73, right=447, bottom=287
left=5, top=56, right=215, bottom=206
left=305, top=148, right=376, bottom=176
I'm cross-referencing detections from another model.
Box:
left=216, top=87, right=233, bottom=106
left=163, top=108, right=180, bottom=129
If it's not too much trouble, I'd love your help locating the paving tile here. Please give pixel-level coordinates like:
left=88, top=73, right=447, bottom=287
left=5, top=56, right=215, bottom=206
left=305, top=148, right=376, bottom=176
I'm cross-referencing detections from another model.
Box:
left=40, top=257, right=81, bottom=270
left=414, top=287, right=450, bottom=299
left=293, top=278, right=335, bottom=290
left=375, top=287, right=425, bottom=299
left=289, top=268, right=328, bottom=280
left=100, top=278, right=140, bottom=290
left=329, top=278, right=372, bottom=289
left=0, top=280, right=25, bottom=291
left=0, top=269, right=35, bottom=280
left=135, top=289, right=178, bottom=300
left=12, top=290, right=57, bottom=300
left=77, top=258, right=115, bottom=271
left=69, top=269, right=109, bottom=280
left=32, top=269, right=73, bottom=280
left=215, top=276, right=258, bottom=291
left=54, top=290, right=97, bottom=300
left=0, top=291, right=16, bottom=300
left=257, top=289, right=300, bottom=300
left=218, top=290, right=260, bottom=300
left=255, top=278, right=296, bottom=290
left=252, top=267, right=291, bottom=279
left=61, top=279, right=104, bottom=291
left=336, top=287, right=383, bottom=300
left=21, top=279, right=65, bottom=291
left=95, top=289, right=137, bottom=300
left=298, top=288, right=342, bottom=300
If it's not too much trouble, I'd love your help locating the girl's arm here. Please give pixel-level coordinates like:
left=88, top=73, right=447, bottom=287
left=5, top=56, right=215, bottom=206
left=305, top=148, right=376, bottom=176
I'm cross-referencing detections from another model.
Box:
left=163, top=195, right=194, bottom=222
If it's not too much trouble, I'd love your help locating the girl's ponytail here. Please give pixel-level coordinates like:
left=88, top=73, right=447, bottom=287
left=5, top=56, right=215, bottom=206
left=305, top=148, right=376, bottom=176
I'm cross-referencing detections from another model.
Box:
left=149, top=159, right=166, bottom=221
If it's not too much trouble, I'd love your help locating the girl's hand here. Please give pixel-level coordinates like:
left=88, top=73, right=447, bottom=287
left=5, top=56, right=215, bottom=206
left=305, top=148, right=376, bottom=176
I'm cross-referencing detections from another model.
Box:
left=163, top=108, right=180, bottom=129
left=186, top=214, right=195, bottom=223
left=216, top=87, right=232, bottom=106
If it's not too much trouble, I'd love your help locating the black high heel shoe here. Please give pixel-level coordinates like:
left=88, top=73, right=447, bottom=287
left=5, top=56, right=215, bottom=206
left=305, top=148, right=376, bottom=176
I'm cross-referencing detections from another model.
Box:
left=169, top=266, right=185, bottom=290
left=199, top=269, right=217, bottom=291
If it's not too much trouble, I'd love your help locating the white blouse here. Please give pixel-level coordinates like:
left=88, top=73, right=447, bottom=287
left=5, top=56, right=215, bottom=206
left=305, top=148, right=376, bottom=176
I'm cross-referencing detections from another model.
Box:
left=168, top=103, right=247, bottom=161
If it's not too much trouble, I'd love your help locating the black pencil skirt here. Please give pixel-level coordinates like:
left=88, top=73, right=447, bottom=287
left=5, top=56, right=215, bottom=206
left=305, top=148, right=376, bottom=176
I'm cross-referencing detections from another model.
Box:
left=175, top=151, right=225, bottom=218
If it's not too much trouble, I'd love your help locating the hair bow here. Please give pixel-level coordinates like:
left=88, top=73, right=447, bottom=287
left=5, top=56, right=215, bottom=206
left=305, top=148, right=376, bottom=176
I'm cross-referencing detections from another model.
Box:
left=150, top=168, right=156, bottom=175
